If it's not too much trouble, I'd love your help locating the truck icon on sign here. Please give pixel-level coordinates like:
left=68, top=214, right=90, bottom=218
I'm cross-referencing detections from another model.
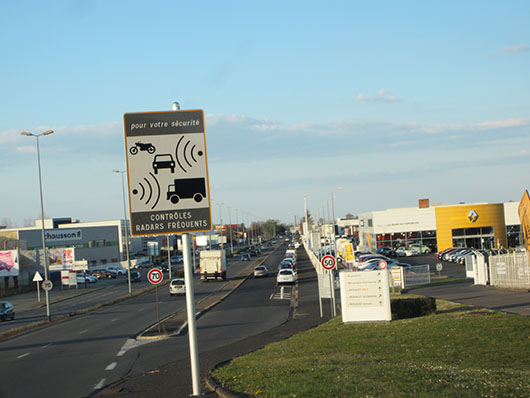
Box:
left=167, top=178, right=206, bottom=205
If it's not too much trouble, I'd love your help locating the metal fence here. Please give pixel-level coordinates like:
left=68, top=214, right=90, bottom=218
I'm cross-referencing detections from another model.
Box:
left=489, top=252, right=530, bottom=289
left=403, top=264, right=431, bottom=287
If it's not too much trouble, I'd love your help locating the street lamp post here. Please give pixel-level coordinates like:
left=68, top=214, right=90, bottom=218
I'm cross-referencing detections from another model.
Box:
left=112, top=170, right=132, bottom=296
left=21, top=130, right=54, bottom=321
left=226, top=205, right=234, bottom=255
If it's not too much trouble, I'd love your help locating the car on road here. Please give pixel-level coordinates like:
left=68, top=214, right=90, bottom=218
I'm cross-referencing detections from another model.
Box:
left=171, top=256, right=183, bottom=263
left=76, top=273, right=98, bottom=284
left=91, top=269, right=118, bottom=279
left=0, top=301, right=15, bottom=321
left=127, top=270, right=142, bottom=283
left=169, top=278, right=186, bottom=295
left=253, top=265, right=269, bottom=278
left=277, top=269, right=296, bottom=285
left=152, top=154, right=176, bottom=174
left=240, top=253, right=251, bottom=261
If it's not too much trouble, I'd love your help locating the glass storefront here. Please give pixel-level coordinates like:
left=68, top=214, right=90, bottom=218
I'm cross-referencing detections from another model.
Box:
left=451, top=226, right=494, bottom=250
left=506, top=225, right=523, bottom=248
left=375, top=230, right=437, bottom=253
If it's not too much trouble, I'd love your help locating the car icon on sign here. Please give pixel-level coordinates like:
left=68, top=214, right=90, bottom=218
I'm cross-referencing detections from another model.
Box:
left=153, top=154, right=176, bottom=174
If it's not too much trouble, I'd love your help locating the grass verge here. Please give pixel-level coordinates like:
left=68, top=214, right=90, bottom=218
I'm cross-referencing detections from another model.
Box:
left=213, top=300, right=530, bottom=398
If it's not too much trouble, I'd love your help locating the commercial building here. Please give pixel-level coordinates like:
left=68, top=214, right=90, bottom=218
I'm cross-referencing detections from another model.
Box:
left=358, top=200, right=522, bottom=253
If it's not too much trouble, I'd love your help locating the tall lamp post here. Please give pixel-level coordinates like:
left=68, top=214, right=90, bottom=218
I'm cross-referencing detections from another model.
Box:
left=112, top=170, right=132, bottom=296
left=21, top=130, right=53, bottom=321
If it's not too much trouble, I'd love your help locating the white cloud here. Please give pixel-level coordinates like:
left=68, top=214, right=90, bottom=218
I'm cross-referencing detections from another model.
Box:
left=356, top=89, right=400, bottom=103
left=16, top=146, right=36, bottom=153
left=495, top=45, right=530, bottom=54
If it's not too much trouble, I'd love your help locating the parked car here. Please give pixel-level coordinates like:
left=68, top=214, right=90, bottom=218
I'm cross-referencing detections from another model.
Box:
left=76, top=273, right=98, bottom=284
left=396, top=247, right=419, bottom=257
left=127, top=270, right=142, bottom=283
left=277, top=269, right=296, bottom=286
left=253, top=265, right=269, bottom=278
left=376, top=247, right=396, bottom=257
left=91, top=269, right=118, bottom=279
left=409, top=244, right=431, bottom=254
left=0, top=301, right=15, bottom=321
left=240, top=253, right=251, bottom=261
left=171, top=256, right=183, bottom=263
left=169, top=278, right=186, bottom=295
left=107, top=266, right=126, bottom=275
left=135, top=261, right=154, bottom=269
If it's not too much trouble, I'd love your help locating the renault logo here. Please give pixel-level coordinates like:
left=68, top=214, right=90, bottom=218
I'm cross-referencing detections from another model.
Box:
left=468, top=210, right=478, bottom=223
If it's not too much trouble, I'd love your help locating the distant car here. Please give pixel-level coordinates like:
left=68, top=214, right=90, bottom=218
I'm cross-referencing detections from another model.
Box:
left=169, top=278, right=186, bottom=295
left=0, top=301, right=15, bottom=321
left=91, top=269, right=118, bottom=279
left=277, top=269, right=296, bottom=285
left=135, top=261, right=154, bottom=269
left=409, top=244, right=431, bottom=254
left=376, top=247, right=396, bottom=257
left=396, top=247, right=419, bottom=257
left=152, top=154, right=176, bottom=174
left=253, top=265, right=269, bottom=278
left=171, top=256, right=183, bottom=263
left=106, top=266, right=126, bottom=275
left=127, top=270, right=142, bottom=283
left=249, top=249, right=258, bottom=256
left=240, top=253, right=251, bottom=261
left=76, top=273, right=97, bottom=284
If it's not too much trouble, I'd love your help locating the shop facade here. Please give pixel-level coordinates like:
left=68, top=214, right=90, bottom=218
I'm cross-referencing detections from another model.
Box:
left=359, top=201, right=522, bottom=253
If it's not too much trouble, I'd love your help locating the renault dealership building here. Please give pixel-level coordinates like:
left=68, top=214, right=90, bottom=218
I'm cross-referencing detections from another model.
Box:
left=358, top=200, right=522, bottom=253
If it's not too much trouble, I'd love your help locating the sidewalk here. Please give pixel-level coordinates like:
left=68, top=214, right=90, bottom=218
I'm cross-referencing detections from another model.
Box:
left=408, top=279, right=530, bottom=317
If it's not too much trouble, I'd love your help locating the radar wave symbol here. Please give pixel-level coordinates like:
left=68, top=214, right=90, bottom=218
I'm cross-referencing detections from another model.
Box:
left=136, top=172, right=161, bottom=210
left=175, top=136, right=203, bottom=173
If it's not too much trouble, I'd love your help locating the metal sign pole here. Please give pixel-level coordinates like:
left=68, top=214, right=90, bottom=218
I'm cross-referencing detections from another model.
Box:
left=183, top=232, right=201, bottom=396
left=155, top=285, right=161, bottom=334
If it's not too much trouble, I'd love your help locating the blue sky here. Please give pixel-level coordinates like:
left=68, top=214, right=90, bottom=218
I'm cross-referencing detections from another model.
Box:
left=1, top=1, right=529, bottom=227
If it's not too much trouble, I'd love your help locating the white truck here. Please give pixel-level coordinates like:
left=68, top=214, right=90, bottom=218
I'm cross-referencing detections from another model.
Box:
left=200, top=250, right=227, bottom=281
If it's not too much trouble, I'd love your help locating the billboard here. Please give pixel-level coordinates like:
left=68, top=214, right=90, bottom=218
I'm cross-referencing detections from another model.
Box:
left=44, top=229, right=82, bottom=242
left=518, top=190, right=530, bottom=251
left=0, top=250, right=19, bottom=277
left=48, top=248, right=76, bottom=270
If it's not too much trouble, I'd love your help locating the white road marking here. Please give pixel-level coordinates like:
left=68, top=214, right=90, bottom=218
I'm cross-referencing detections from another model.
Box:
left=269, top=293, right=274, bottom=299
left=117, top=350, right=126, bottom=357
left=94, top=378, right=106, bottom=389
left=79, top=329, right=88, bottom=334
left=105, top=362, right=117, bottom=370
left=111, top=318, right=119, bottom=322
left=41, top=344, right=51, bottom=349
left=17, top=353, right=30, bottom=359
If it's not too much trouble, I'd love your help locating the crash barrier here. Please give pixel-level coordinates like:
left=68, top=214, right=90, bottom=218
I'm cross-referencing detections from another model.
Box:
left=403, top=264, right=431, bottom=287
left=488, top=252, right=530, bottom=289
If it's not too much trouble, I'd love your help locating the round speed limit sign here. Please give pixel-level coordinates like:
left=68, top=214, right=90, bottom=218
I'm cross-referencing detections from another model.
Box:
left=321, top=255, right=336, bottom=270
left=147, top=268, right=164, bottom=285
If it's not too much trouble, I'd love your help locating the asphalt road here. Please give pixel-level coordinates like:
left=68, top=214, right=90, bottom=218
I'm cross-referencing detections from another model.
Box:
left=0, top=245, right=288, bottom=398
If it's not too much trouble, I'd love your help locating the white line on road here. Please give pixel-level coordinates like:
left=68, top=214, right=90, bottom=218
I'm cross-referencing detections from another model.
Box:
left=94, top=379, right=106, bottom=389
left=41, top=344, right=51, bottom=349
left=17, top=353, right=30, bottom=359
left=105, top=362, right=117, bottom=371
left=117, top=350, right=126, bottom=357
left=111, top=318, right=119, bottom=322
left=79, top=329, right=88, bottom=334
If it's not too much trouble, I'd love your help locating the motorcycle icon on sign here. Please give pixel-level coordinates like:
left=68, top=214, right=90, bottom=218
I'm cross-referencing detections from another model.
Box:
left=129, top=142, right=156, bottom=155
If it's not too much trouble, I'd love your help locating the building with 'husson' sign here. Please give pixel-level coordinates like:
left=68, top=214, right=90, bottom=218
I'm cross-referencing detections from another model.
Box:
left=358, top=199, right=522, bottom=254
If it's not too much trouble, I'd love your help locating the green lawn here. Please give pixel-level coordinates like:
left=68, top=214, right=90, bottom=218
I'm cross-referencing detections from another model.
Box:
left=213, top=300, right=530, bottom=398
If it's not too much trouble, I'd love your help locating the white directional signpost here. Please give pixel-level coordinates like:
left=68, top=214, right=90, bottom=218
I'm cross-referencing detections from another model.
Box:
left=123, top=106, right=211, bottom=397
left=147, top=268, right=164, bottom=333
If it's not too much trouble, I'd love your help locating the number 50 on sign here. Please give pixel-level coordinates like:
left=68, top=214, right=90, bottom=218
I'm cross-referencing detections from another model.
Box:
left=321, top=255, right=336, bottom=270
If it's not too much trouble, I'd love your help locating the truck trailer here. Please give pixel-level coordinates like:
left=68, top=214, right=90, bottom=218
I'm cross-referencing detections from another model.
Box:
left=200, top=250, right=227, bottom=281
